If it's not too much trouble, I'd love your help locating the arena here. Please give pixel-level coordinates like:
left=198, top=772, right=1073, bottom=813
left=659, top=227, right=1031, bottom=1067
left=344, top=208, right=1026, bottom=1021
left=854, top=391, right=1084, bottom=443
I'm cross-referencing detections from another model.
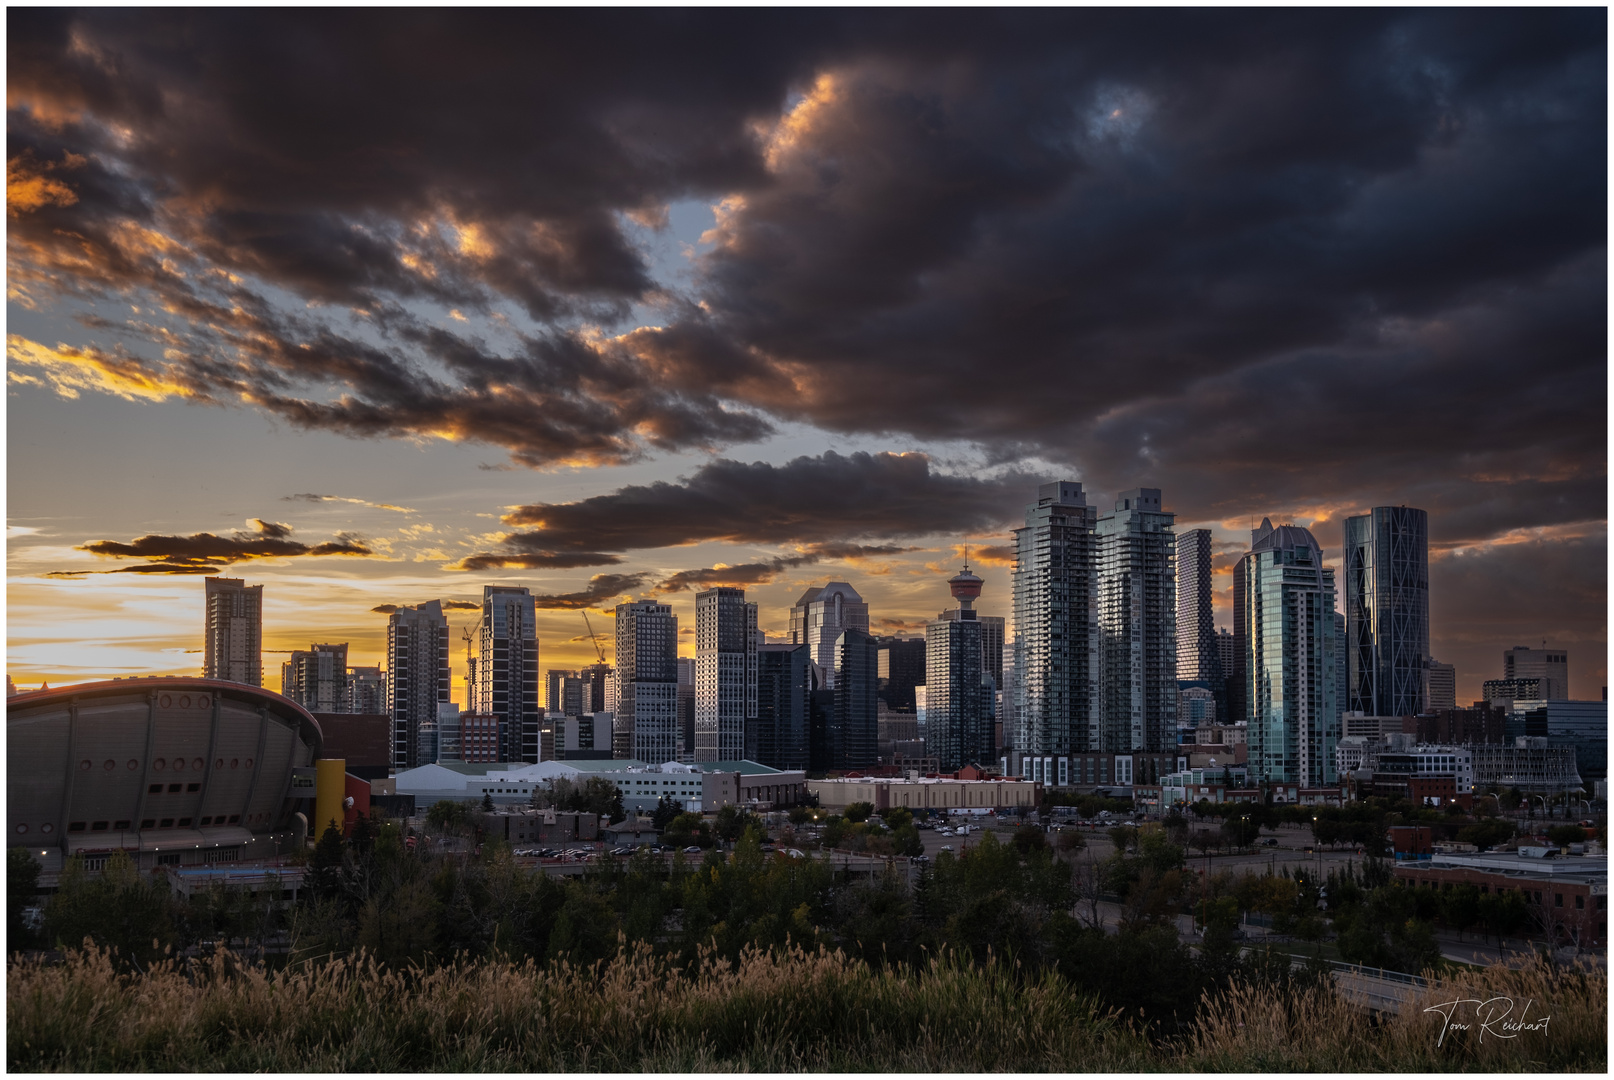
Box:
left=7, top=678, right=323, bottom=871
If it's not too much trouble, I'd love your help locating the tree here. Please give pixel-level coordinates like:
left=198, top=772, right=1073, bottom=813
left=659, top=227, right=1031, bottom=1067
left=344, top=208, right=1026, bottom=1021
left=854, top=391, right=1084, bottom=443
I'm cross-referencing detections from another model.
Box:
left=651, top=794, right=683, bottom=829
left=844, top=801, right=875, bottom=824
left=426, top=799, right=471, bottom=834
left=1055, top=829, right=1087, bottom=855
left=8, top=847, right=41, bottom=950
left=43, top=852, right=179, bottom=967
left=892, top=824, right=925, bottom=857
left=1547, top=824, right=1587, bottom=849
left=885, top=807, right=914, bottom=830
left=481, top=791, right=495, bottom=812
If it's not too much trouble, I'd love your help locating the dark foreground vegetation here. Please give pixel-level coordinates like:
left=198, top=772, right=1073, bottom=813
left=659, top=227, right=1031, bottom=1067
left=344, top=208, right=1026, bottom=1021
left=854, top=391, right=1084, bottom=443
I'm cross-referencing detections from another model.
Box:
left=8, top=941, right=1604, bottom=1071
left=8, top=814, right=1605, bottom=1071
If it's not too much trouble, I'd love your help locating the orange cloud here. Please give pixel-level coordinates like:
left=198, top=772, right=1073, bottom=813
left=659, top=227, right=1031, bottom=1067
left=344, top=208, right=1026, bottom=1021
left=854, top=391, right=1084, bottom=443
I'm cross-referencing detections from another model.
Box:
left=6, top=149, right=84, bottom=215
left=6, top=335, right=199, bottom=403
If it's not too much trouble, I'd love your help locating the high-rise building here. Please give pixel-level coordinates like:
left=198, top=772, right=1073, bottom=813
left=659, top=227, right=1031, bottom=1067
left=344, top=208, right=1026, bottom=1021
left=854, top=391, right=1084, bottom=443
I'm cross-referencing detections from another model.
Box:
left=1335, top=611, right=1349, bottom=731
left=282, top=642, right=348, bottom=713
left=546, top=669, right=576, bottom=713
left=472, top=586, right=540, bottom=763
left=579, top=662, right=612, bottom=714
left=203, top=577, right=263, bottom=686
left=1427, top=660, right=1456, bottom=710
left=386, top=600, right=451, bottom=770
left=676, top=656, right=696, bottom=762
left=789, top=583, right=870, bottom=688
left=1175, top=528, right=1219, bottom=678
left=1344, top=506, right=1430, bottom=717
left=1216, top=627, right=1239, bottom=723
left=876, top=638, right=926, bottom=713
left=1235, top=519, right=1341, bottom=787
left=346, top=666, right=385, bottom=715
left=926, top=562, right=993, bottom=771
left=755, top=643, right=812, bottom=770
left=1503, top=646, right=1569, bottom=701
left=615, top=601, right=678, bottom=762
left=1097, top=488, right=1177, bottom=752
left=695, top=587, right=757, bottom=762
left=1011, top=481, right=1099, bottom=784
left=832, top=628, right=879, bottom=769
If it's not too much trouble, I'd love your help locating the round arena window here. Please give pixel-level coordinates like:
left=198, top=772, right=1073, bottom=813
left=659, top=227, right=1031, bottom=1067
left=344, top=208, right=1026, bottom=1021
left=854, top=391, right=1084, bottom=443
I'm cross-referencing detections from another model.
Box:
left=127, top=759, right=138, bottom=770
left=230, top=758, right=239, bottom=769
left=160, top=695, right=172, bottom=708
left=15, top=824, right=27, bottom=834
left=173, top=758, right=185, bottom=772
left=192, top=758, right=204, bottom=770
left=103, top=759, right=115, bottom=771
left=153, top=758, right=166, bottom=771
left=40, top=823, right=53, bottom=834
left=78, top=759, right=91, bottom=771
left=216, top=758, right=224, bottom=769
left=197, top=695, right=209, bottom=708
left=244, top=758, right=254, bottom=769
left=179, top=695, right=190, bottom=708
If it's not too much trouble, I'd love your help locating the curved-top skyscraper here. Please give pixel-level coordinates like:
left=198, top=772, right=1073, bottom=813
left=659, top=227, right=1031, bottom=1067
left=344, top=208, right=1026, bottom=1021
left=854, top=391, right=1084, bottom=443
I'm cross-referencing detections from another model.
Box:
left=1343, top=506, right=1430, bottom=717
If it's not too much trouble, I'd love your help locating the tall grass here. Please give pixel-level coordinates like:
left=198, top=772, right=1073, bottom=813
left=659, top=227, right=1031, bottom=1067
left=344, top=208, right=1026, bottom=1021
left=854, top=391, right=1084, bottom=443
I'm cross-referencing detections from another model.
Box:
left=8, top=942, right=1603, bottom=1072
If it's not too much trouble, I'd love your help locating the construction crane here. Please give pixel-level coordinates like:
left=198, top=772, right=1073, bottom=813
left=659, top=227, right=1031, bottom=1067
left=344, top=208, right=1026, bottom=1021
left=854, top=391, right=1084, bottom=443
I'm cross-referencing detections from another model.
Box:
left=580, top=610, right=608, bottom=664
left=461, top=623, right=477, bottom=703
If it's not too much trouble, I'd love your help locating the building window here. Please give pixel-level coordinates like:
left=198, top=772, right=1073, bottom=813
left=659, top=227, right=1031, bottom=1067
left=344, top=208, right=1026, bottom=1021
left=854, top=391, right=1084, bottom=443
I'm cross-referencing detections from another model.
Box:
left=1554, top=893, right=1563, bottom=908
left=160, top=818, right=174, bottom=828
left=1575, top=895, right=1584, bottom=910
left=187, top=783, right=201, bottom=793
left=157, top=853, right=180, bottom=865
left=168, top=783, right=182, bottom=793
left=68, top=821, right=86, bottom=833
left=114, top=820, right=129, bottom=830
left=141, top=819, right=156, bottom=829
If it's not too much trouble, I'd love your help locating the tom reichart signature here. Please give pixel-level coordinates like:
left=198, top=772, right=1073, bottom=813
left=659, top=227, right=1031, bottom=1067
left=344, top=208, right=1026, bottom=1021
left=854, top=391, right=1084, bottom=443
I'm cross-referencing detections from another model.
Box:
left=1424, top=997, right=1551, bottom=1046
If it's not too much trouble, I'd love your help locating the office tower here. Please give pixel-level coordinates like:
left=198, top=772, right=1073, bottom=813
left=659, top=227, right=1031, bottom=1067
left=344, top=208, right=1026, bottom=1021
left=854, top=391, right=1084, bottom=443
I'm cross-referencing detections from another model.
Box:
left=1335, top=611, right=1348, bottom=731
left=876, top=637, right=926, bottom=712
left=281, top=642, right=349, bottom=712
left=926, top=562, right=992, bottom=771
left=755, top=643, right=812, bottom=770
left=203, top=577, right=263, bottom=686
left=937, top=612, right=1004, bottom=691
left=809, top=666, right=836, bottom=772
left=472, top=585, right=540, bottom=763
left=1234, top=519, right=1340, bottom=786
left=346, top=666, right=385, bottom=714
left=1097, top=488, right=1177, bottom=752
left=789, top=583, right=870, bottom=688
left=577, top=662, right=611, bottom=713
left=1427, top=660, right=1456, bottom=710
left=546, top=669, right=576, bottom=713
left=831, top=628, right=879, bottom=769
left=386, top=600, right=451, bottom=770
left=695, top=587, right=757, bottom=762
left=435, top=703, right=462, bottom=762
left=615, top=601, right=678, bottom=762
left=1216, top=627, right=1239, bottom=723
left=1483, top=677, right=1548, bottom=711
left=1503, top=645, right=1569, bottom=700
left=676, top=657, right=696, bottom=762
left=1344, top=506, right=1430, bottom=716
left=1011, top=481, right=1100, bottom=784
left=1522, top=699, right=1606, bottom=782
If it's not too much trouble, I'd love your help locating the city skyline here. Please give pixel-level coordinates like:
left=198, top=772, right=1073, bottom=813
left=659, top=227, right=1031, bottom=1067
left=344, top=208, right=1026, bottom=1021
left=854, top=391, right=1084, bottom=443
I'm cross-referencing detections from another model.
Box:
left=7, top=9, right=1604, bottom=705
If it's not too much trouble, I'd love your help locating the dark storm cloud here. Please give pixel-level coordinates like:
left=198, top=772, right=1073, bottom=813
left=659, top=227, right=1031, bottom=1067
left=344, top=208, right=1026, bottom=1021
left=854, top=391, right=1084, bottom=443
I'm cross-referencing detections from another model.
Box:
left=453, top=452, right=1034, bottom=569
left=530, top=574, right=652, bottom=611
left=653, top=555, right=820, bottom=596
left=7, top=9, right=1604, bottom=559
left=74, top=519, right=373, bottom=570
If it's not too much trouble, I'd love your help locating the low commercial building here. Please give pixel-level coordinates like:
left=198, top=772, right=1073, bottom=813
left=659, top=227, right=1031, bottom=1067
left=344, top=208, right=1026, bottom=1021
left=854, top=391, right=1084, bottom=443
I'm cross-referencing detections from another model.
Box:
left=809, top=775, right=1041, bottom=814
left=393, top=758, right=804, bottom=814
left=1471, top=738, right=1583, bottom=795
left=1393, top=850, right=1607, bottom=948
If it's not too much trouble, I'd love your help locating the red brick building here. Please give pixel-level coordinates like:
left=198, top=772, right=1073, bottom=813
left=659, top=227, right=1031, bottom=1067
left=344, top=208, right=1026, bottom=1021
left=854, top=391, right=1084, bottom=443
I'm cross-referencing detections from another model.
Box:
left=1394, top=851, right=1607, bottom=948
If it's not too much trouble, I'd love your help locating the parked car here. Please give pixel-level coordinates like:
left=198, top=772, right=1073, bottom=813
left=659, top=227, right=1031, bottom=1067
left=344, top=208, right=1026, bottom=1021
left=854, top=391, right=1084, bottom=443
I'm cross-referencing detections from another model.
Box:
left=939, top=844, right=954, bottom=852
left=684, top=845, right=703, bottom=854
left=1262, top=838, right=1279, bottom=846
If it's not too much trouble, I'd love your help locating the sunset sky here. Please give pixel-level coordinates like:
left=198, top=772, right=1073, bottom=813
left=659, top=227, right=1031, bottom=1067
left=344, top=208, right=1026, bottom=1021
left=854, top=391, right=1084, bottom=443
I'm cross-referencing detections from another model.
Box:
left=7, top=9, right=1606, bottom=705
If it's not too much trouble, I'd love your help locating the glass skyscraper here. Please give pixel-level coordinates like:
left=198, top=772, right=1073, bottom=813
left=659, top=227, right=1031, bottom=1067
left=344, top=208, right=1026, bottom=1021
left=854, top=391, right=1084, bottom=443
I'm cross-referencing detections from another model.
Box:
left=1234, top=519, right=1340, bottom=787
left=926, top=563, right=994, bottom=771
left=1097, top=488, right=1177, bottom=752
left=1344, top=506, right=1429, bottom=717
left=614, top=601, right=678, bottom=763
left=1011, top=481, right=1099, bottom=782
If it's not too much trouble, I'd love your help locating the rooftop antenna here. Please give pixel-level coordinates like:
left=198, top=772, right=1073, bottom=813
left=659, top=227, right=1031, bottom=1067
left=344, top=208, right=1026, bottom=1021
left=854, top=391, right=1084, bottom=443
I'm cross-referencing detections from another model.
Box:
left=461, top=623, right=476, bottom=702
